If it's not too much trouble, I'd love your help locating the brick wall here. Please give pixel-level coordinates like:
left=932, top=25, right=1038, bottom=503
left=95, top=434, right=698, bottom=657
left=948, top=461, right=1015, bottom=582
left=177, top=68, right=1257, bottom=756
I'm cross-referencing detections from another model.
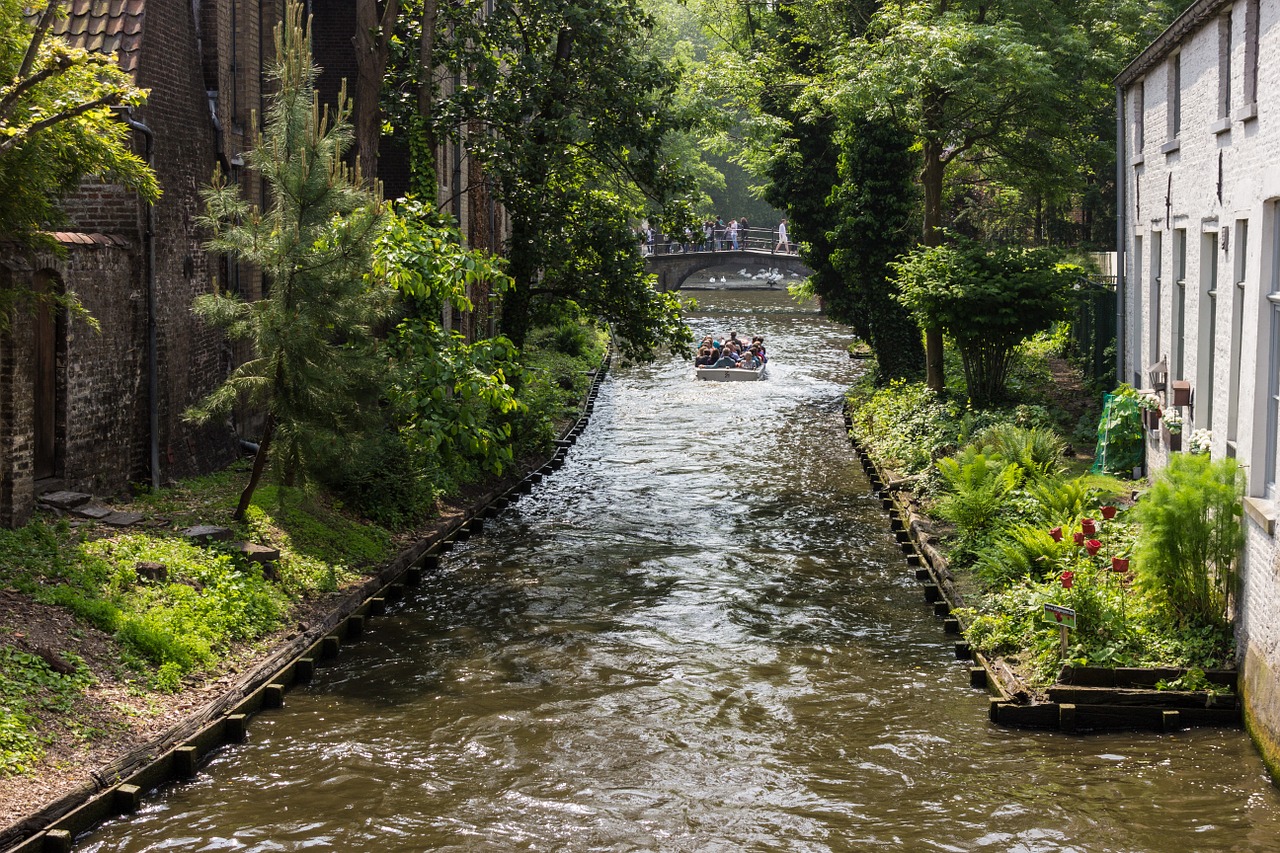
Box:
left=0, top=243, right=143, bottom=524
left=133, top=0, right=237, bottom=481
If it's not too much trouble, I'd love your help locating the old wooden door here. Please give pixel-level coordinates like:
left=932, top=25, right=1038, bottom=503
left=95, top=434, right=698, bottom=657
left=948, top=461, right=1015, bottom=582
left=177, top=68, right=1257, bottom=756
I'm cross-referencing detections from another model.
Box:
left=32, top=273, right=58, bottom=479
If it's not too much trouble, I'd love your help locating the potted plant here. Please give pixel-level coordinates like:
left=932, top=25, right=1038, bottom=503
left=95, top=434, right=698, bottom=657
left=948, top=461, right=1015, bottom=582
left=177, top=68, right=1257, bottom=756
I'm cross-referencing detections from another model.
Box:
left=1162, top=410, right=1183, bottom=451
left=1138, top=392, right=1162, bottom=430
left=1188, top=428, right=1213, bottom=455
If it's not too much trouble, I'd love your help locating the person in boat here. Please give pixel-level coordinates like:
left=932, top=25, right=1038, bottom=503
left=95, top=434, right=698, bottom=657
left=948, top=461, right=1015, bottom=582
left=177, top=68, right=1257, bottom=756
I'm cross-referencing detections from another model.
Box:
left=710, top=348, right=739, bottom=369
left=695, top=347, right=717, bottom=367
left=738, top=348, right=760, bottom=369
left=752, top=337, right=767, bottom=363
left=697, top=335, right=714, bottom=352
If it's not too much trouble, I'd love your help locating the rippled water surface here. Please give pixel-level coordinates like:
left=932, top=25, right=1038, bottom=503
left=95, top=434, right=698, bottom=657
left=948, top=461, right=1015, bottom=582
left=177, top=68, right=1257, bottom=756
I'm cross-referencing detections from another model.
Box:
left=81, top=290, right=1280, bottom=852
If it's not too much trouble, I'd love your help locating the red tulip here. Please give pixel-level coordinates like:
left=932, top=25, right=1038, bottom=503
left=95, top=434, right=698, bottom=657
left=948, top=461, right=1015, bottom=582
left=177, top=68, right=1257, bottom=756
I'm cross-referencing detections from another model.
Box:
left=1073, top=531, right=1086, bottom=546
left=1081, top=518, right=1097, bottom=535
left=1111, top=556, right=1130, bottom=572
left=1061, top=571, right=1074, bottom=589
left=1086, top=539, right=1102, bottom=556
left=1100, top=505, right=1117, bottom=520
left=1049, top=526, right=1063, bottom=542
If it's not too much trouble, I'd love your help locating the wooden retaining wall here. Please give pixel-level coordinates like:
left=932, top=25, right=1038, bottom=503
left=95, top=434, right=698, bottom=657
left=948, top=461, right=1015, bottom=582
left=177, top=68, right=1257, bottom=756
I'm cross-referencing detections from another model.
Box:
left=0, top=358, right=612, bottom=853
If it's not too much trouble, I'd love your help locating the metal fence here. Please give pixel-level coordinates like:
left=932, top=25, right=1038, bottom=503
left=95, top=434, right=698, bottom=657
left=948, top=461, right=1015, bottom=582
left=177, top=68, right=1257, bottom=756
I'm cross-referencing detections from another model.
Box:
left=1065, top=276, right=1117, bottom=390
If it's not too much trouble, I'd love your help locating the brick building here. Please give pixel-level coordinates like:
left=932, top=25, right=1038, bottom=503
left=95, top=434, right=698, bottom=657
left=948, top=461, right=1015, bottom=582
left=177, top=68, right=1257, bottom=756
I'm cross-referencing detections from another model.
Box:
left=0, top=0, right=284, bottom=527
left=1115, top=0, right=1280, bottom=777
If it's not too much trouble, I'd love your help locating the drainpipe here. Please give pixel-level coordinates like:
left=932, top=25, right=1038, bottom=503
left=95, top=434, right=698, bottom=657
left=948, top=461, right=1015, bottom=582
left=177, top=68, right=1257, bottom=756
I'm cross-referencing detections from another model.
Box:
left=115, top=107, right=160, bottom=492
left=1115, top=84, right=1127, bottom=387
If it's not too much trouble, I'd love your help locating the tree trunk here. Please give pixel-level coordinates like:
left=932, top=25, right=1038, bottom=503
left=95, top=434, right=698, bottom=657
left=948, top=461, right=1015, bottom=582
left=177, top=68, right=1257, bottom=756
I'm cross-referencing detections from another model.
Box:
left=921, top=140, right=946, bottom=392
left=410, top=0, right=439, bottom=197
left=353, top=0, right=401, bottom=186
left=234, top=413, right=275, bottom=521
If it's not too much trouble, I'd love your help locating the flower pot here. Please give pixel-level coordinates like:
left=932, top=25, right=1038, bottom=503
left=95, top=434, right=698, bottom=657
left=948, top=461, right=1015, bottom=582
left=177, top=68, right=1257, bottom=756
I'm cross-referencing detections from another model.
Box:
left=1049, top=526, right=1063, bottom=542
left=1162, top=424, right=1182, bottom=451
left=1086, top=539, right=1102, bottom=557
left=1171, top=380, right=1192, bottom=407
left=1073, top=531, right=1086, bottom=546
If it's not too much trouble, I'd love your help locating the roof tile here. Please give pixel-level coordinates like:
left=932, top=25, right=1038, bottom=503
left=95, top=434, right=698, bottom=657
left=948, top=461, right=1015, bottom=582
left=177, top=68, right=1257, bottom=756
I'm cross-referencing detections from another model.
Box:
left=52, top=0, right=144, bottom=78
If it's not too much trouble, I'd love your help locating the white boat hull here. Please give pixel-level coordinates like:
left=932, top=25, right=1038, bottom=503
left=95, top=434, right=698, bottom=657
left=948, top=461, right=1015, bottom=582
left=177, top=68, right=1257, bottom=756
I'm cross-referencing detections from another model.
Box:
left=696, top=365, right=767, bottom=381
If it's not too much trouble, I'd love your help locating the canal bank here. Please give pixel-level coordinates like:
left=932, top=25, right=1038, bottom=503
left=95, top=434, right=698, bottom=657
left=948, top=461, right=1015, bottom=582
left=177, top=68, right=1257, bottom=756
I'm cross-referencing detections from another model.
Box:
left=0, top=351, right=612, bottom=853
left=63, top=290, right=1280, bottom=853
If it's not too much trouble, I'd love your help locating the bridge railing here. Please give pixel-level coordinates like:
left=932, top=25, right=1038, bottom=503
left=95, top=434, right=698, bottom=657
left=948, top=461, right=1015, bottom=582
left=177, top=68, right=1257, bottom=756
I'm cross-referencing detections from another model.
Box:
left=641, top=227, right=797, bottom=256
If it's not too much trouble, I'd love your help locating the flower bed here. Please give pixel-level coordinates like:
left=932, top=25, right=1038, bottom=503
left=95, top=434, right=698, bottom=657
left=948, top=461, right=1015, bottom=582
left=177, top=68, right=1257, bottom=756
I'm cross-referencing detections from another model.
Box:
left=845, top=378, right=1242, bottom=732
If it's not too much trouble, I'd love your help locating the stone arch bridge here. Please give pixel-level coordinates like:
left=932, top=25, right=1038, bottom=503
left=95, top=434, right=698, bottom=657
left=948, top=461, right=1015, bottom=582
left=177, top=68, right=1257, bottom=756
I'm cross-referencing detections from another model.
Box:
left=644, top=248, right=812, bottom=292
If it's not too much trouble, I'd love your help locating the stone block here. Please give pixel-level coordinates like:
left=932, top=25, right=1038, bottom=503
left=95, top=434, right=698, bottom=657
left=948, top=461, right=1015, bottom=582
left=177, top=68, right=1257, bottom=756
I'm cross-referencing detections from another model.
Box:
left=38, top=491, right=92, bottom=510
left=183, top=524, right=233, bottom=543
left=101, top=511, right=144, bottom=527
left=71, top=504, right=113, bottom=519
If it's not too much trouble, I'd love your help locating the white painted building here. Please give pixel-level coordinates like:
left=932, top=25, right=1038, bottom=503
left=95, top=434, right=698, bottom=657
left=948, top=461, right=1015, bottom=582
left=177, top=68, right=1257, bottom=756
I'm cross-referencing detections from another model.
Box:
left=1116, top=0, right=1280, bottom=777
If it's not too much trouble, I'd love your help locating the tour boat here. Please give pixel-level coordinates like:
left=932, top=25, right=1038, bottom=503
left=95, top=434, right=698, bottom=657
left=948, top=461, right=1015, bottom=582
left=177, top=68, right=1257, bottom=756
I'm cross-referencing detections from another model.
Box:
left=695, top=364, right=767, bottom=381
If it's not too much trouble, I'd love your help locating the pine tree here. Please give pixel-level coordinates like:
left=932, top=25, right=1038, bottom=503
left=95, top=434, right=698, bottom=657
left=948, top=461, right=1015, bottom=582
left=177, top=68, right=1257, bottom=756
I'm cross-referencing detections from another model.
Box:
left=187, top=2, right=392, bottom=520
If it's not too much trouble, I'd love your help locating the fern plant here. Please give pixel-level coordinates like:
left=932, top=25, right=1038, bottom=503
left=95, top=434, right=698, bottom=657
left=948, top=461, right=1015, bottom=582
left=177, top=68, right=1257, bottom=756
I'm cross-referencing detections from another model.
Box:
left=971, top=423, right=1065, bottom=480
left=935, top=449, right=1022, bottom=539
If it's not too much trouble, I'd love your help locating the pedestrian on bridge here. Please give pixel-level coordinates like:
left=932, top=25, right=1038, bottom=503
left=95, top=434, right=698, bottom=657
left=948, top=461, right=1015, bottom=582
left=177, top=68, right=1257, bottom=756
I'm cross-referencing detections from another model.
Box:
left=775, top=218, right=789, bottom=253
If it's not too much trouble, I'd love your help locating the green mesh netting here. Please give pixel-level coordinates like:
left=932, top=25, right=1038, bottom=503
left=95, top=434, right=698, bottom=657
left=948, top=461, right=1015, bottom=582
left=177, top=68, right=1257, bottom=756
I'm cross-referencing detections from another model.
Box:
left=1092, top=392, right=1144, bottom=475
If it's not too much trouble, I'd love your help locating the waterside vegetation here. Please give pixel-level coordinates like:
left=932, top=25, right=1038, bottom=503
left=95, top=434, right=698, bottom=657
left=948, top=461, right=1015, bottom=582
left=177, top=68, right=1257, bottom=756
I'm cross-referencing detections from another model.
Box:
left=847, top=341, right=1242, bottom=691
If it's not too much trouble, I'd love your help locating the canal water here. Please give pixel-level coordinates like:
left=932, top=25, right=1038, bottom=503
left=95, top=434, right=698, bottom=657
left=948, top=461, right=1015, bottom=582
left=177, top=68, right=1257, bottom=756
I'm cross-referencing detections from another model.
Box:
left=80, top=289, right=1280, bottom=852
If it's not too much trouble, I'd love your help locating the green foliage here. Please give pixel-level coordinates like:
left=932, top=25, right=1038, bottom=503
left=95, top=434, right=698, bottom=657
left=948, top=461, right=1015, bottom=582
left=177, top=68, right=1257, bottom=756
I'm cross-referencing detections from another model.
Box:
left=188, top=5, right=394, bottom=505
left=934, top=449, right=1022, bottom=538
left=892, top=239, right=1082, bottom=405
left=1133, top=454, right=1245, bottom=630
left=824, top=113, right=924, bottom=380
left=970, top=423, right=1065, bottom=480
left=402, top=0, right=698, bottom=358
left=0, top=0, right=158, bottom=332
left=0, top=646, right=93, bottom=774
left=244, top=486, right=392, bottom=573
left=1093, top=385, right=1146, bottom=475
left=846, top=379, right=958, bottom=475
left=318, top=430, right=439, bottom=528
left=0, top=0, right=158, bottom=249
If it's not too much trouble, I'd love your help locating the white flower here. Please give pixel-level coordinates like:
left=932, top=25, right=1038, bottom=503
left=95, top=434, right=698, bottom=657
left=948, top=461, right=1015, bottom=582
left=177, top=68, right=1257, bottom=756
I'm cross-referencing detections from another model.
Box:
left=1188, top=428, right=1213, bottom=454
left=1164, top=410, right=1184, bottom=433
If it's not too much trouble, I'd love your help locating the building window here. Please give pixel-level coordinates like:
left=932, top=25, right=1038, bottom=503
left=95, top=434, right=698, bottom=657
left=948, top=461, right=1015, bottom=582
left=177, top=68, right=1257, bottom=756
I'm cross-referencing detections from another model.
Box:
left=1151, top=231, right=1163, bottom=367
left=1219, top=13, right=1233, bottom=120
left=1243, top=0, right=1260, bottom=110
left=1265, top=205, right=1280, bottom=496
left=1134, top=79, right=1145, bottom=153
left=1197, top=232, right=1219, bottom=429
left=1173, top=228, right=1187, bottom=379
left=1168, top=53, right=1182, bottom=140
left=1228, top=219, right=1248, bottom=452
left=1133, top=234, right=1144, bottom=379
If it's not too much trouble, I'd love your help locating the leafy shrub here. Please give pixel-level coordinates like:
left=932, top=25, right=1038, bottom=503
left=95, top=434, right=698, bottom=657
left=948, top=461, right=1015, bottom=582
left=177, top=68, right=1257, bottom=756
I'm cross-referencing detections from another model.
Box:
left=318, top=429, right=438, bottom=528
left=1133, top=454, right=1245, bottom=630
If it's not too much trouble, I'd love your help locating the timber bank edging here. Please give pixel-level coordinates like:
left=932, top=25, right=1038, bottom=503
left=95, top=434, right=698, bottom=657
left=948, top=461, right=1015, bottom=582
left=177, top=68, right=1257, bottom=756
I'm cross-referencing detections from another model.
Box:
left=842, top=405, right=1243, bottom=736
left=0, top=351, right=613, bottom=853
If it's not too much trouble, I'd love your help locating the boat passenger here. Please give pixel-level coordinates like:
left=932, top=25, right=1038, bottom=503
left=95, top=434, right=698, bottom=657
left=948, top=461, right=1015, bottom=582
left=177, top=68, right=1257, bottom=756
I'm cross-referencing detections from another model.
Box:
left=738, top=350, right=759, bottom=369
left=695, top=347, right=716, bottom=367
left=710, top=350, right=739, bottom=369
